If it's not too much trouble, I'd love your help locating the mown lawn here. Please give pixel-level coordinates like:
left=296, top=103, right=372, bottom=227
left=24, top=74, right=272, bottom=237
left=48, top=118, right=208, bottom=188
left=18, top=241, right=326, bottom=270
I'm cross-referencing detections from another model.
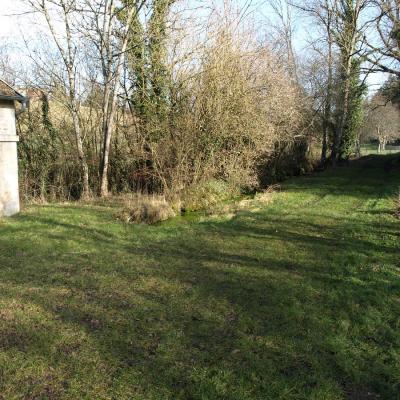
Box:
left=0, top=155, right=399, bottom=400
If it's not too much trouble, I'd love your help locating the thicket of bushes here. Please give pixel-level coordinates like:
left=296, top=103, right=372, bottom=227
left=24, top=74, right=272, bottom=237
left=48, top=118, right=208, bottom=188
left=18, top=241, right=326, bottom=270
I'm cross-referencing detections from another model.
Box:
left=16, top=10, right=314, bottom=211
left=6, top=0, right=400, bottom=222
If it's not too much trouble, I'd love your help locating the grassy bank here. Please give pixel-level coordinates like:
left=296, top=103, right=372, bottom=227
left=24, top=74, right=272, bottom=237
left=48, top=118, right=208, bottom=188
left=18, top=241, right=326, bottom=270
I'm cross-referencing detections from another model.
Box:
left=0, top=155, right=399, bottom=399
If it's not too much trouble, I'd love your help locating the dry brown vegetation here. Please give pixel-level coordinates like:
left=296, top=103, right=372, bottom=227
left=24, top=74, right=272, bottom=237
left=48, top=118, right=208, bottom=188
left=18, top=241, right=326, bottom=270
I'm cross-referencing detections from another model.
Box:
left=116, top=195, right=176, bottom=224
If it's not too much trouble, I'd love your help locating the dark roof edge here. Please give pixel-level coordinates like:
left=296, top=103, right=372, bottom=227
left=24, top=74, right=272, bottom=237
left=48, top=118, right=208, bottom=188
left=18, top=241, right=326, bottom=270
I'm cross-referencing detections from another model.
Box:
left=0, top=79, right=28, bottom=103
left=0, top=94, right=27, bottom=103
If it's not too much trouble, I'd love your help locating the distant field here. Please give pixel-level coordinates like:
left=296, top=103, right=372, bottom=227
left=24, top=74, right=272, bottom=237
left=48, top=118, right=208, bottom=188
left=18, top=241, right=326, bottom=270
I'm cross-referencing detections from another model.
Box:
left=360, top=144, right=400, bottom=155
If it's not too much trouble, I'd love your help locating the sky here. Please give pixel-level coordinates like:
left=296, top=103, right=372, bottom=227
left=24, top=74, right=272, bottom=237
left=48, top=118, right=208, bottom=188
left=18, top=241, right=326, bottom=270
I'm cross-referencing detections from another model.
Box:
left=0, top=1, right=24, bottom=39
left=0, top=0, right=388, bottom=91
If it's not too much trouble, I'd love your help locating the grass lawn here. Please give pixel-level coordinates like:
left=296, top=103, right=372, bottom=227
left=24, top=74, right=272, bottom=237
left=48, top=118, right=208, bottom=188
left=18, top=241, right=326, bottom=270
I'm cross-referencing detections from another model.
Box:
left=0, top=155, right=399, bottom=400
left=360, top=144, right=400, bottom=156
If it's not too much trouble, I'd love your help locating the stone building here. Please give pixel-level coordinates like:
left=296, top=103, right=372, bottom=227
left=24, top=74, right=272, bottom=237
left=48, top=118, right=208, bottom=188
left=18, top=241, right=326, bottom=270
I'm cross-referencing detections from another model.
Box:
left=0, top=79, right=27, bottom=216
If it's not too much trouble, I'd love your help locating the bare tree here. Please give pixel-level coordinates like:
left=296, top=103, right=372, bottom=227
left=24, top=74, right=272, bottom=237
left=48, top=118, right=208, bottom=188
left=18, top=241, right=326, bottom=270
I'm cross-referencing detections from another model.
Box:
left=366, top=0, right=400, bottom=77
left=292, top=0, right=336, bottom=163
left=25, top=0, right=91, bottom=198
left=82, top=0, right=148, bottom=197
left=365, top=93, right=400, bottom=150
left=0, top=44, right=16, bottom=84
left=268, top=0, right=299, bottom=82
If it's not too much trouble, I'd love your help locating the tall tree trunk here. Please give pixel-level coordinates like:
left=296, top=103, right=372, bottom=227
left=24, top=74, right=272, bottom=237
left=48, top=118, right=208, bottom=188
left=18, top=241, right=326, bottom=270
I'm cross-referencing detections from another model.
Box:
left=38, top=0, right=91, bottom=199
left=68, top=68, right=90, bottom=199
left=71, top=107, right=90, bottom=198
left=99, top=4, right=139, bottom=197
left=99, top=82, right=112, bottom=196
left=321, top=31, right=333, bottom=164
left=331, top=0, right=364, bottom=166
left=332, top=68, right=351, bottom=165
left=355, top=135, right=361, bottom=157
left=321, top=124, right=328, bottom=164
left=377, top=127, right=382, bottom=152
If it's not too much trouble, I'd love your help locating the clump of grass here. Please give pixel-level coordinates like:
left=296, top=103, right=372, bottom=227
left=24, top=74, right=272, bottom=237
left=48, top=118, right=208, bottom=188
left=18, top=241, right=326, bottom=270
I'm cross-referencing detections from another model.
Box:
left=182, top=180, right=239, bottom=212
left=254, top=184, right=281, bottom=202
left=117, top=195, right=176, bottom=224
left=205, top=184, right=281, bottom=219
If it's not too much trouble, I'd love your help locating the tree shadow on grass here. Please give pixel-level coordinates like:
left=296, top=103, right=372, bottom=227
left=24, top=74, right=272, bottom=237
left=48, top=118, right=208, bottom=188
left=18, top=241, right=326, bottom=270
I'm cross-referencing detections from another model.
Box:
left=0, top=204, right=399, bottom=399
left=0, top=154, right=399, bottom=398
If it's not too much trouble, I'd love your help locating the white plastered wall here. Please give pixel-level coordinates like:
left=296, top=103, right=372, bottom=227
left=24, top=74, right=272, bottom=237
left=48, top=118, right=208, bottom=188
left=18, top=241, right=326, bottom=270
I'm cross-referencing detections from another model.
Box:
left=0, top=100, right=20, bottom=216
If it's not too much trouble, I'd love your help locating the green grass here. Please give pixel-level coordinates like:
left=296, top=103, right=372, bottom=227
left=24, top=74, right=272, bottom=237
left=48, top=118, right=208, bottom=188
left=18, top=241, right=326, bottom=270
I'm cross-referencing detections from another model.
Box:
left=361, top=144, right=400, bottom=156
left=0, top=155, right=399, bottom=400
